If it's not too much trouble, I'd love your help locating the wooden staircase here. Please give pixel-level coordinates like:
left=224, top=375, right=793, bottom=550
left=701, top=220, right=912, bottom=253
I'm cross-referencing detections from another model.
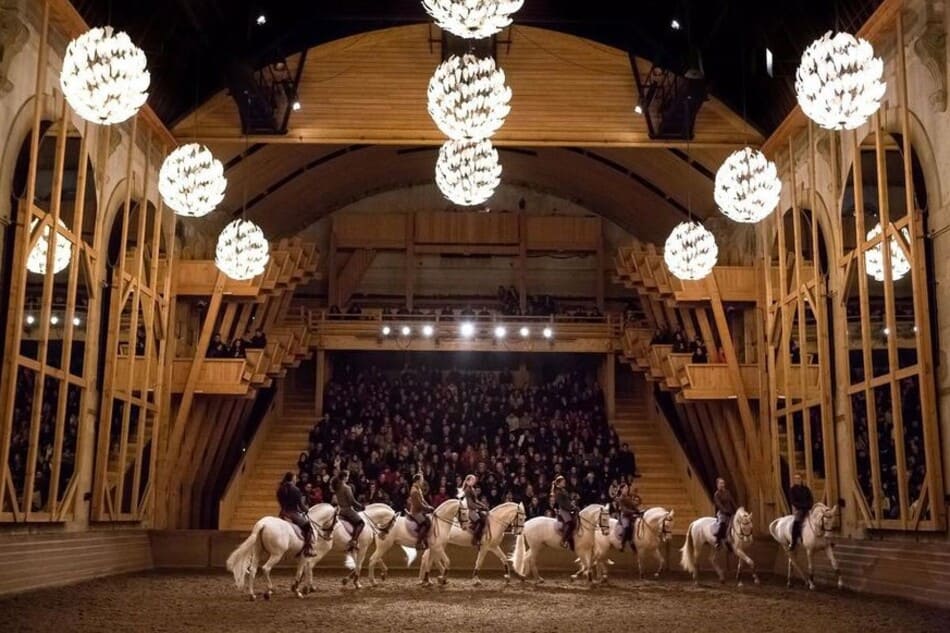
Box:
left=612, top=393, right=705, bottom=534
left=227, top=389, right=316, bottom=531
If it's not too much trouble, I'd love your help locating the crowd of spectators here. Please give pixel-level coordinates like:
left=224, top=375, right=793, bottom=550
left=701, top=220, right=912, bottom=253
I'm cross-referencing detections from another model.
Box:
left=9, top=368, right=80, bottom=510
left=295, top=364, right=639, bottom=517
left=206, top=329, right=267, bottom=358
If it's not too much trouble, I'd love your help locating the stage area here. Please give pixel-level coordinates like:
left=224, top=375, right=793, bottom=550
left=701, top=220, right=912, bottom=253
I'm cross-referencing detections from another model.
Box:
left=1, top=569, right=946, bottom=633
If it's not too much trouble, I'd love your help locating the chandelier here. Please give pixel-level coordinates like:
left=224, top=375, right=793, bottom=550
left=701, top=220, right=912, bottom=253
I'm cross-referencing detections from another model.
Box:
left=422, top=0, right=524, bottom=39
left=664, top=221, right=718, bottom=281
left=159, top=144, right=227, bottom=218
left=428, top=54, right=511, bottom=140
left=864, top=223, right=912, bottom=282
left=714, top=147, right=782, bottom=223
left=435, top=139, right=501, bottom=206
left=795, top=31, right=886, bottom=131
left=27, top=217, right=72, bottom=275
left=60, top=27, right=150, bottom=126
left=215, top=219, right=270, bottom=281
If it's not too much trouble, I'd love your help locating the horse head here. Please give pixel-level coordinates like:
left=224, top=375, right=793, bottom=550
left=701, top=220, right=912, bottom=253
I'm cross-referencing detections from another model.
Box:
left=511, top=502, right=526, bottom=535
left=597, top=504, right=611, bottom=535
left=307, top=503, right=338, bottom=539
left=436, top=498, right=466, bottom=529
left=657, top=508, right=675, bottom=542
left=733, top=507, right=754, bottom=543
left=811, top=502, right=838, bottom=535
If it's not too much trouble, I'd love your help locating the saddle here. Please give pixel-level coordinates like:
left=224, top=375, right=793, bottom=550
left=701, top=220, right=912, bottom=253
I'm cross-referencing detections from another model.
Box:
left=279, top=513, right=306, bottom=542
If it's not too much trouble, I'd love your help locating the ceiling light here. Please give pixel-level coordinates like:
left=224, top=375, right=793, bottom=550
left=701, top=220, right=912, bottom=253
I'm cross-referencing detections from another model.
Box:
left=422, top=324, right=435, bottom=337
left=292, top=100, right=301, bottom=111
left=215, top=218, right=270, bottom=281
left=435, top=139, right=501, bottom=206
left=519, top=326, right=530, bottom=338
left=542, top=327, right=553, bottom=339
left=671, top=19, right=681, bottom=30
left=766, top=48, right=774, bottom=78
left=864, top=223, right=911, bottom=282
left=25, top=314, right=35, bottom=326
left=714, top=147, right=782, bottom=223
left=796, top=31, right=886, bottom=131
left=460, top=321, right=475, bottom=338
left=381, top=325, right=391, bottom=336
left=634, top=104, right=643, bottom=115
left=883, top=327, right=890, bottom=336
left=60, top=27, right=149, bottom=125
left=401, top=325, right=412, bottom=337
left=494, top=325, right=507, bottom=339
left=428, top=54, right=511, bottom=140
left=27, top=218, right=72, bottom=275
left=50, top=315, right=59, bottom=326
left=256, top=14, right=267, bottom=26
left=159, top=144, right=227, bottom=218
left=73, top=316, right=82, bottom=326
left=664, top=220, right=718, bottom=281
left=422, top=0, right=524, bottom=39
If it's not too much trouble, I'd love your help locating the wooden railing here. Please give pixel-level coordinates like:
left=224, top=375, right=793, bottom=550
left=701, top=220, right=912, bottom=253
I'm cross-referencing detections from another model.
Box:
left=681, top=363, right=760, bottom=399
left=170, top=359, right=251, bottom=395
left=616, top=245, right=759, bottom=303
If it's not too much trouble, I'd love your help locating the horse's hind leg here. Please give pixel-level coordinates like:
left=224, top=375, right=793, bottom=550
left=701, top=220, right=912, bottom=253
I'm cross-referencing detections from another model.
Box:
left=826, top=544, right=843, bottom=589
left=260, top=552, right=283, bottom=600
left=653, top=547, right=665, bottom=578
left=708, top=546, right=725, bottom=583
left=805, top=548, right=816, bottom=590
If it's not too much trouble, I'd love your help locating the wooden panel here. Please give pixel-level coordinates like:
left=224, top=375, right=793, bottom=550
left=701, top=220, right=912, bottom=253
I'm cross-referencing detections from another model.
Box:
left=682, top=364, right=760, bottom=399
left=113, top=356, right=161, bottom=392
left=170, top=359, right=249, bottom=395
left=524, top=216, right=600, bottom=251
left=414, top=211, right=519, bottom=246
left=334, top=213, right=406, bottom=249
left=0, top=531, right=152, bottom=596
left=174, top=261, right=259, bottom=296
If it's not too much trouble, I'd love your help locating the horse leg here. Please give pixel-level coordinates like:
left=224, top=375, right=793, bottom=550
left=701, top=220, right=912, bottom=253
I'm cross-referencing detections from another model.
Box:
left=653, top=546, right=666, bottom=578
left=472, top=546, right=487, bottom=585
left=826, top=543, right=843, bottom=589
left=529, top=550, right=543, bottom=584
left=368, top=538, right=390, bottom=586
left=735, top=548, right=759, bottom=585
left=490, top=545, right=510, bottom=584
left=786, top=550, right=794, bottom=588
left=260, top=551, right=283, bottom=600
left=805, top=548, right=816, bottom=590
left=291, top=558, right=306, bottom=598
left=708, top=545, right=725, bottom=583
left=247, top=559, right=259, bottom=601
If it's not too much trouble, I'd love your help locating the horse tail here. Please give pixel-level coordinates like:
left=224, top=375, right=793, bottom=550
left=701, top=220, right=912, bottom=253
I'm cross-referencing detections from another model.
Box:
left=401, top=545, right=418, bottom=567
left=226, top=520, right=264, bottom=589
left=768, top=517, right=783, bottom=544
left=511, top=532, right=528, bottom=577
left=679, top=522, right=695, bottom=574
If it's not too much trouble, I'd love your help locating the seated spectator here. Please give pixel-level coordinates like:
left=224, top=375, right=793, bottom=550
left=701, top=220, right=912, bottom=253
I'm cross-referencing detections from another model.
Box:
left=247, top=329, right=267, bottom=349
left=207, top=333, right=229, bottom=358
left=230, top=338, right=247, bottom=358
left=691, top=339, right=708, bottom=364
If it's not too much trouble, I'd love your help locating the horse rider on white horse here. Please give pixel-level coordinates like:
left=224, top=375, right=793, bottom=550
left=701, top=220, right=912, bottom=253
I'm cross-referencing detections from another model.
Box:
left=277, top=472, right=314, bottom=557
left=551, top=475, right=578, bottom=549
left=613, top=483, right=643, bottom=551
left=408, top=473, right=434, bottom=550
left=787, top=472, right=814, bottom=551
left=713, top=477, right=737, bottom=550
left=461, top=474, right=489, bottom=547
left=331, top=468, right=364, bottom=553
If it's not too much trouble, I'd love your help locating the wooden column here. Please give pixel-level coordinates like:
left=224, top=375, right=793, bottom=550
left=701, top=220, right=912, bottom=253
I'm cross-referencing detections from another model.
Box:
left=518, top=211, right=527, bottom=313
left=596, top=220, right=605, bottom=312
left=602, top=354, right=615, bottom=420
left=314, top=350, right=327, bottom=417
left=405, top=211, right=415, bottom=311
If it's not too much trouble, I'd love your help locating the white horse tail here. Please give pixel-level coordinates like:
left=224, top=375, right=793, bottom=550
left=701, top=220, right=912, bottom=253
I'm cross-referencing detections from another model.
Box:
left=679, top=523, right=696, bottom=574
left=344, top=552, right=356, bottom=570
left=402, top=545, right=418, bottom=567
left=226, top=521, right=264, bottom=589
left=768, top=517, right=782, bottom=543
left=511, top=533, right=527, bottom=577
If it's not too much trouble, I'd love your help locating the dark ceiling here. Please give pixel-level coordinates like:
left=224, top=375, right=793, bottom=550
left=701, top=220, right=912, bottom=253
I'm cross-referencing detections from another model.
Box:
left=71, top=0, right=883, bottom=136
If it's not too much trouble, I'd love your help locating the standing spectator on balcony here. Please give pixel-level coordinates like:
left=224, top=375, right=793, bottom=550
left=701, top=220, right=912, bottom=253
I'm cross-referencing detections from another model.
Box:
left=790, top=337, right=801, bottom=364
left=672, top=329, right=688, bottom=353
left=617, top=442, right=639, bottom=478
left=207, top=333, right=228, bottom=358
left=247, top=329, right=267, bottom=349
left=135, top=324, right=147, bottom=356
left=692, top=338, right=708, bottom=364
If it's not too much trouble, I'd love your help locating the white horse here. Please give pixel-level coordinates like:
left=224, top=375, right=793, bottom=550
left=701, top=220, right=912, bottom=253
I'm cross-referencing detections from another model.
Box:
left=433, top=501, right=526, bottom=585
left=294, top=502, right=397, bottom=591
left=680, top=507, right=759, bottom=586
left=769, top=502, right=842, bottom=590
left=367, top=498, right=464, bottom=586
left=579, top=507, right=675, bottom=582
left=510, top=504, right=611, bottom=584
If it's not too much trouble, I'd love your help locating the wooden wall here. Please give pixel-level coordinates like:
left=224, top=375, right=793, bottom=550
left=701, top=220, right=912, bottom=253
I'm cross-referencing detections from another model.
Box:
left=0, top=530, right=152, bottom=596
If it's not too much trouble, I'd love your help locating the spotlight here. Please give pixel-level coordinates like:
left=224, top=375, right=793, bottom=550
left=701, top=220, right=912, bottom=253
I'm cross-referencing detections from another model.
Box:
left=634, top=104, right=643, bottom=115
left=381, top=325, right=391, bottom=336
left=494, top=325, right=507, bottom=339
left=256, top=14, right=267, bottom=25
left=292, top=100, right=301, bottom=111
left=519, top=326, right=530, bottom=338
left=542, top=326, right=553, bottom=339
left=913, top=325, right=919, bottom=333
left=671, top=19, right=681, bottom=30
left=25, top=314, right=35, bottom=326
left=50, top=315, right=59, bottom=325
left=883, top=327, right=890, bottom=336
left=460, top=322, right=475, bottom=338
left=401, top=325, right=411, bottom=337
left=72, top=316, right=81, bottom=326
left=422, top=324, right=434, bottom=338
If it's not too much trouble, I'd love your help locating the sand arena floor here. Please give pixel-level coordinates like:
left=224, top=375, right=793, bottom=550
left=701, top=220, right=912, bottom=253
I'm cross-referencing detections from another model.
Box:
left=1, top=568, right=947, bottom=633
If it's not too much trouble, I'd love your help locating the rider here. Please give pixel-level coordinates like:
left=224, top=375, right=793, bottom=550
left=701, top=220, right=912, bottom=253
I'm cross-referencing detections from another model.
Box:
left=614, top=482, right=642, bottom=551
left=713, top=477, right=737, bottom=550
left=788, top=472, right=814, bottom=551
left=551, top=475, right=578, bottom=550
left=461, top=474, right=489, bottom=547
left=331, top=469, right=365, bottom=552
left=408, top=473, right=434, bottom=551
left=277, top=472, right=314, bottom=556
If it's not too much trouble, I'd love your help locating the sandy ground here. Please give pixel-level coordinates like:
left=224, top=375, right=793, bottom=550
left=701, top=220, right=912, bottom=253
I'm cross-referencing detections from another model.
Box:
left=1, top=569, right=947, bottom=633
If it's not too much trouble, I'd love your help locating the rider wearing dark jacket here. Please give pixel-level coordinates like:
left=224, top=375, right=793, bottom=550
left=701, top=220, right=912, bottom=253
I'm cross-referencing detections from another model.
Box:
left=408, top=474, right=434, bottom=550
left=552, top=475, right=578, bottom=550
left=462, top=474, right=489, bottom=547
left=332, top=470, right=364, bottom=552
left=614, top=483, right=641, bottom=551
left=788, top=473, right=814, bottom=551
left=713, top=477, right=737, bottom=548
left=277, top=472, right=313, bottom=556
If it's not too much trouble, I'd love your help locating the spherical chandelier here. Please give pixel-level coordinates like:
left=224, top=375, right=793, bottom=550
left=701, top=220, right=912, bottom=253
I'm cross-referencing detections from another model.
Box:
left=159, top=144, right=227, bottom=218
left=215, top=219, right=270, bottom=281
left=422, top=0, right=525, bottom=39
left=428, top=54, right=511, bottom=140
left=435, top=139, right=501, bottom=206
left=864, top=223, right=912, bottom=282
left=664, top=221, right=718, bottom=281
left=60, top=26, right=150, bottom=126
left=714, top=147, right=782, bottom=223
left=27, top=217, right=72, bottom=275
left=795, top=31, right=886, bottom=131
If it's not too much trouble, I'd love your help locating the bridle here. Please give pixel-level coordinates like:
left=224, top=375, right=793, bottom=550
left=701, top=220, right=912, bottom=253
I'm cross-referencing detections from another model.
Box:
left=731, top=512, right=754, bottom=543
left=807, top=505, right=836, bottom=538
left=306, top=508, right=337, bottom=542
left=579, top=505, right=611, bottom=535
left=638, top=511, right=674, bottom=542
left=507, top=506, right=526, bottom=535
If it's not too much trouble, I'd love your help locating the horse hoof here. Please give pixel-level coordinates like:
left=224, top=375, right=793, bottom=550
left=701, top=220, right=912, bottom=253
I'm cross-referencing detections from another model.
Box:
left=341, top=578, right=349, bottom=586
left=263, top=592, right=271, bottom=601
left=737, top=581, right=744, bottom=588
left=249, top=595, right=256, bottom=602
left=354, top=582, right=362, bottom=590
left=837, top=579, right=843, bottom=590
left=295, top=591, right=304, bottom=599
left=808, top=583, right=816, bottom=591
left=472, top=578, right=482, bottom=587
